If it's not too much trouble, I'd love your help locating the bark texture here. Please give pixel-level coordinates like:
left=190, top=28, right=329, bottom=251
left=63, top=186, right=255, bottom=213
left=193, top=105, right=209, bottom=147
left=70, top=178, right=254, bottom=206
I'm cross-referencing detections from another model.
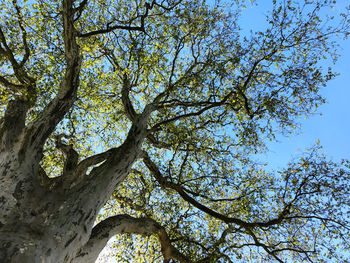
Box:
left=0, top=102, right=150, bottom=263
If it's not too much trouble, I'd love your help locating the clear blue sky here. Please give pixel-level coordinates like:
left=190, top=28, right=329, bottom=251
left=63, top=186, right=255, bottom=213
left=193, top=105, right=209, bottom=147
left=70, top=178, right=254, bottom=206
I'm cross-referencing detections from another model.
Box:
left=239, top=1, right=350, bottom=168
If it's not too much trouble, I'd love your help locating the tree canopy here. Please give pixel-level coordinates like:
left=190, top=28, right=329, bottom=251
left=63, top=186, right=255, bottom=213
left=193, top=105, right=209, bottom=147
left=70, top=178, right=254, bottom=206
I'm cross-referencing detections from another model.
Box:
left=0, top=0, right=349, bottom=262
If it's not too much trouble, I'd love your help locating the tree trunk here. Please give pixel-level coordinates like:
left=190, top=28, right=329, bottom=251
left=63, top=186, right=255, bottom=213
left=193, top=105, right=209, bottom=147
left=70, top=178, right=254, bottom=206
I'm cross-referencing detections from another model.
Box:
left=0, top=118, right=147, bottom=262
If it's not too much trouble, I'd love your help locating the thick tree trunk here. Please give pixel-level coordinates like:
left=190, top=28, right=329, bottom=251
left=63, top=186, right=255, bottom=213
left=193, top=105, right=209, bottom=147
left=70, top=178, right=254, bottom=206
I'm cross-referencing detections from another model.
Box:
left=0, top=118, right=148, bottom=262
left=0, top=229, right=69, bottom=263
left=0, top=146, right=78, bottom=262
left=0, top=156, right=136, bottom=262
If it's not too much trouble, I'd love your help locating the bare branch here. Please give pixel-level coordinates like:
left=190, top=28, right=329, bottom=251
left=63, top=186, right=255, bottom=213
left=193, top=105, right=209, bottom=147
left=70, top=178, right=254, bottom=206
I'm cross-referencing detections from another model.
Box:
left=247, top=228, right=284, bottom=263
left=153, top=0, right=183, bottom=11
left=78, top=24, right=145, bottom=38
left=150, top=95, right=237, bottom=132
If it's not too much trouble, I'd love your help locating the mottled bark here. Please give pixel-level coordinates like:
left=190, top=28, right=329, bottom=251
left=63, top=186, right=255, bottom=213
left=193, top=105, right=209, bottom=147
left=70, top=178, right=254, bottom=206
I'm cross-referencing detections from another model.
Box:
left=0, top=117, right=149, bottom=262
left=73, top=215, right=190, bottom=263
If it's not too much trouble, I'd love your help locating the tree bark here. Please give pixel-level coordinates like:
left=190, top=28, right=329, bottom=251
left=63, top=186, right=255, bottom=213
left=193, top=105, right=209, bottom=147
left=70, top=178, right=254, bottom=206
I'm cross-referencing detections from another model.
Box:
left=0, top=118, right=149, bottom=262
left=73, top=215, right=190, bottom=263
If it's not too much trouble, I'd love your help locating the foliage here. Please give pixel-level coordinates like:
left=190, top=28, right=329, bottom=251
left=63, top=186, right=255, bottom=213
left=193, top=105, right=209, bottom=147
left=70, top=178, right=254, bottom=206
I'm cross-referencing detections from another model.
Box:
left=0, top=0, right=349, bottom=262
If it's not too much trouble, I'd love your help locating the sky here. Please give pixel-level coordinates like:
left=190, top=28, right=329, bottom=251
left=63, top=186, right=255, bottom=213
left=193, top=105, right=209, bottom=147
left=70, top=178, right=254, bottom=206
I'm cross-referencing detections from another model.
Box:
left=238, top=0, right=350, bottom=169
left=98, top=1, right=350, bottom=261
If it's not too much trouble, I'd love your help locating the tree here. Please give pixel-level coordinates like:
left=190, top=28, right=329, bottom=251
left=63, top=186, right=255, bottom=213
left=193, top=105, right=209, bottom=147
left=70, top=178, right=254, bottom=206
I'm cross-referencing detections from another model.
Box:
left=0, top=0, right=349, bottom=262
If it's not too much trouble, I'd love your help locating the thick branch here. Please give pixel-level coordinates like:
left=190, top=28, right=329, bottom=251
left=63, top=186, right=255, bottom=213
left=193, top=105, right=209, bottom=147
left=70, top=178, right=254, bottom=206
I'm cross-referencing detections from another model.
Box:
left=60, top=147, right=118, bottom=189
left=24, top=0, right=82, bottom=155
left=61, top=112, right=151, bottom=231
left=73, top=215, right=190, bottom=263
left=0, top=99, right=30, bottom=150
left=0, top=75, right=24, bottom=91
left=13, top=0, right=30, bottom=67
left=73, top=0, right=88, bottom=21
left=121, top=74, right=137, bottom=122
left=55, top=135, right=79, bottom=177
left=73, top=148, right=117, bottom=179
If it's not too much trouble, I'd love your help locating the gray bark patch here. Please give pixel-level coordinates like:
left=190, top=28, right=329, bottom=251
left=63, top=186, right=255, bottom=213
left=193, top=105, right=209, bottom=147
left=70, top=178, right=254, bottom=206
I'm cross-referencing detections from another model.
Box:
left=65, top=233, right=78, bottom=248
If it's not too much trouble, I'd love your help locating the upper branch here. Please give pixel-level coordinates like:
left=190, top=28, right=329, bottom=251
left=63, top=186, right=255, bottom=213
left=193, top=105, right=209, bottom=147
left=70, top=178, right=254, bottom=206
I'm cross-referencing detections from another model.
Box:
left=142, top=151, right=292, bottom=229
left=77, top=23, right=145, bottom=38
left=121, top=74, right=137, bottom=122
left=55, top=135, right=79, bottom=177
left=150, top=89, right=240, bottom=132
left=78, top=0, right=183, bottom=38
left=77, top=1, right=153, bottom=37
left=13, top=0, right=30, bottom=67
left=24, top=0, right=82, bottom=155
left=0, top=76, right=24, bottom=92
left=73, top=214, right=191, bottom=263
left=73, top=0, right=88, bottom=21
left=0, top=17, right=35, bottom=85
left=0, top=99, right=30, bottom=150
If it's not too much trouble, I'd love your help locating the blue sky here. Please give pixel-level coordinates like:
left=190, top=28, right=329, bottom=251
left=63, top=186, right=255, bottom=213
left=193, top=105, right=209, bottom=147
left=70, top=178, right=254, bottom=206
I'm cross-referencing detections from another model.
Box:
left=238, top=1, right=350, bottom=168
left=98, top=1, right=350, bottom=261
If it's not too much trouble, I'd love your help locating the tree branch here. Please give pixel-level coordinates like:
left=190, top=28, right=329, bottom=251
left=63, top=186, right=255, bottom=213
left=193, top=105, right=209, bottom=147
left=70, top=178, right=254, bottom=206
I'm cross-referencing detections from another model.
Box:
left=121, top=74, right=137, bottom=122
left=0, top=99, right=30, bottom=150
left=23, top=0, right=82, bottom=156
left=78, top=24, right=145, bottom=38
left=246, top=228, right=284, bottom=263
left=73, top=215, right=191, bottom=263
left=73, top=148, right=117, bottom=180
left=13, top=0, right=30, bottom=67
left=77, top=1, right=154, bottom=37
left=0, top=27, right=34, bottom=85
left=142, top=151, right=292, bottom=229
left=73, top=0, right=88, bottom=21
left=0, top=75, right=24, bottom=91
left=62, top=111, right=152, bottom=228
